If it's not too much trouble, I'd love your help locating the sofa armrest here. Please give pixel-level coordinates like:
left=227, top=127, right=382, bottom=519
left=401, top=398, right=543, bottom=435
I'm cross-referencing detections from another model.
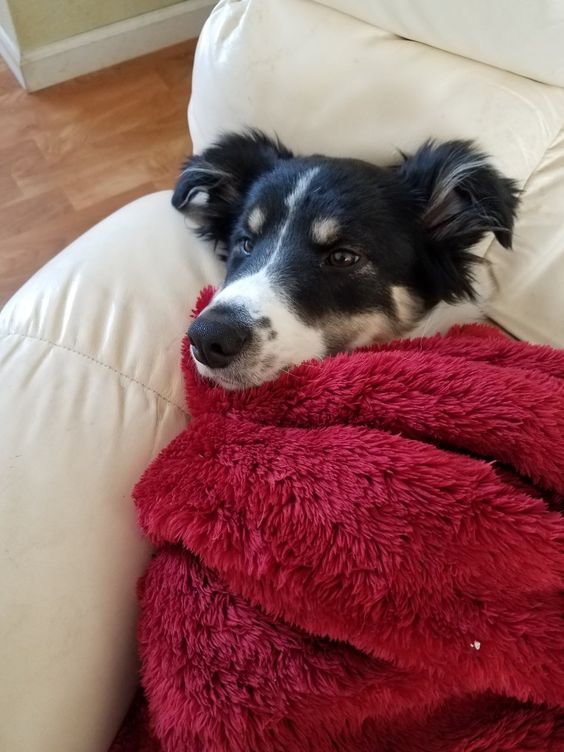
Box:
left=0, top=192, right=223, bottom=752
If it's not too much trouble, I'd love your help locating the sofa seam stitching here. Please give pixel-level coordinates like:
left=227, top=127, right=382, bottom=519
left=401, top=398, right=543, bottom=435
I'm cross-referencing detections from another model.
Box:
left=1, top=330, right=188, bottom=415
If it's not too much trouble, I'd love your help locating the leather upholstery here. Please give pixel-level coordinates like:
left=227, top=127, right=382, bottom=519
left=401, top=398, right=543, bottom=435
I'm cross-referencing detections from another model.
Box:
left=0, top=194, right=223, bottom=751
left=314, top=0, right=564, bottom=86
left=1, top=1, right=563, bottom=750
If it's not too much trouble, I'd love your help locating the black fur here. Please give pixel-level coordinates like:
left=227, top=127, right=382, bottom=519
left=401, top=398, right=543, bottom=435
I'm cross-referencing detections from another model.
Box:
left=172, top=129, right=292, bottom=254
left=398, top=139, right=520, bottom=301
left=173, top=130, right=519, bottom=312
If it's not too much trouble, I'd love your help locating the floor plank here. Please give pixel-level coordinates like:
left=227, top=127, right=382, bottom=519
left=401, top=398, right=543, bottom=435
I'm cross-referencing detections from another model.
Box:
left=0, top=40, right=196, bottom=307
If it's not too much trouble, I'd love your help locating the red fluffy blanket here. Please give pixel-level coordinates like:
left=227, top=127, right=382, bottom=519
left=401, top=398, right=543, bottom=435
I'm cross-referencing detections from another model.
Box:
left=111, top=289, right=564, bottom=752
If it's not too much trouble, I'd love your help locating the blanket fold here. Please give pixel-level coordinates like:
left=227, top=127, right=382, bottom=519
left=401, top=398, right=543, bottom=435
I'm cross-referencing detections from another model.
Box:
left=125, top=289, right=564, bottom=752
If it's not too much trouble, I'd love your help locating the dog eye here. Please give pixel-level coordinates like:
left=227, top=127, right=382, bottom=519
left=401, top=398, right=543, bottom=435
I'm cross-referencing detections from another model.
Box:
left=239, top=237, right=254, bottom=255
left=326, top=250, right=360, bottom=267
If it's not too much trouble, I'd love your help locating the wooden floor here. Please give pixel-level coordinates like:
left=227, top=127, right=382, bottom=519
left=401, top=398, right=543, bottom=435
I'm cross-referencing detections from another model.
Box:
left=0, top=40, right=197, bottom=306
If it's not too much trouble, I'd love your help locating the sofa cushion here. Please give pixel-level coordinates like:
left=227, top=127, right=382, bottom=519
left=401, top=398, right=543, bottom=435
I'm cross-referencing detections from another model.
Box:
left=313, top=0, right=564, bottom=87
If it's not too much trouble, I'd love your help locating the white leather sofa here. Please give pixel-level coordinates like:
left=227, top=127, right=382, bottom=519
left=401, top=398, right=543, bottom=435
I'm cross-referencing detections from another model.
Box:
left=1, top=2, right=563, bottom=750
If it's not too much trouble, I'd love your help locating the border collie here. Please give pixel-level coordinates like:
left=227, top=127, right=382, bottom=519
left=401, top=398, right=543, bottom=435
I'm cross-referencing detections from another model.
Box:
left=172, top=130, right=518, bottom=389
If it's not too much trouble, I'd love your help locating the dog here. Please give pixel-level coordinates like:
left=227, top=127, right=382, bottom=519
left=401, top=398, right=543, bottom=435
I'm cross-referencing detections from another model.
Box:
left=172, top=130, right=519, bottom=389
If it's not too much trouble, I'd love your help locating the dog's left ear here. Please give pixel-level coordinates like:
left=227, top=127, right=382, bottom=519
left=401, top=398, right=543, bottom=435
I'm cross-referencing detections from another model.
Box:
left=172, top=129, right=292, bottom=255
left=398, top=140, right=520, bottom=252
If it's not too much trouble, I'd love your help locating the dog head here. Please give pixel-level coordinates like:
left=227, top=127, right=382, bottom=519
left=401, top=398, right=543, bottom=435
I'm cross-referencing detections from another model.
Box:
left=173, top=130, right=518, bottom=389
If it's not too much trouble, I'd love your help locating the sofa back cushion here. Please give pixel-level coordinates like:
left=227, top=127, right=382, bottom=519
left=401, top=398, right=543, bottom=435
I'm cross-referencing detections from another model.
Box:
left=313, top=0, right=564, bottom=86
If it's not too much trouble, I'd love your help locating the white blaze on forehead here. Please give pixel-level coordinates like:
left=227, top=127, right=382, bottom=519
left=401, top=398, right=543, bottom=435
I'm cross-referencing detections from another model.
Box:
left=247, top=206, right=266, bottom=234
left=285, top=168, right=319, bottom=210
left=198, top=168, right=325, bottom=386
left=273, top=168, right=320, bottom=256
left=311, top=217, right=340, bottom=245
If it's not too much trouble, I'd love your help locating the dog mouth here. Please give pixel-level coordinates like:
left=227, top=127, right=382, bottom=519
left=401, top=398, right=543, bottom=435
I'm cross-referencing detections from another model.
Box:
left=191, top=347, right=285, bottom=390
left=189, top=308, right=400, bottom=389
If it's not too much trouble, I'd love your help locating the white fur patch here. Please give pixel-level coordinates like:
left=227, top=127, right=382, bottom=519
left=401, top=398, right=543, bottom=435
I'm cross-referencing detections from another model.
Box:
left=425, top=154, right=488, bottom=236
left=187, top=190, right=209, bottom=208
left=311, top=217, right=340, bottom=245
left=199, top=267, right=325, bottom=387
left=285, top=170, right=318, bottom=211
left=272, top=168, right=320, bottom=256
left=248, top=206, right=266, bottom=234
left=179, top=163, right=233, bottom=209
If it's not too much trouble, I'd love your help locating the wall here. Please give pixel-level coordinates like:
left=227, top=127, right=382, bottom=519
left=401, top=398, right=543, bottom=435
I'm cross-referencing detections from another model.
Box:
left=0, top=0, right=214, bottom=90
left=5, top=0, right=183, bottom=51
left=0, top=0, right=18, bottom=44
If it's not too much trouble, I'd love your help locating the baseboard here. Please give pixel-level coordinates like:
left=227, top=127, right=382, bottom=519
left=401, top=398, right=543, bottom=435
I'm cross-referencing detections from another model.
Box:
left=0, top=23, right=25, bottom=87
left=14, top=0, right=215, bottom=91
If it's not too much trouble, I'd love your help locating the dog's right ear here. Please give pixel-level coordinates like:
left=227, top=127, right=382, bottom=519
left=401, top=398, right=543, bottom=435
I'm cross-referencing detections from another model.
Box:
left=172, top=129, right=292, bottom=254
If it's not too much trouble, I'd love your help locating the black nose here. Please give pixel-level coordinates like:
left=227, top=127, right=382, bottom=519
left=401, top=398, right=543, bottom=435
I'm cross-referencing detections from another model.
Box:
left=188, top=309, right=252, bottom=369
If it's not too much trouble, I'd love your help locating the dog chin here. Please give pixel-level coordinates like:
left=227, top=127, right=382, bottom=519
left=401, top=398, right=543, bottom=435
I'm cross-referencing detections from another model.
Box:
left=193, top=356, right=282, bottom=390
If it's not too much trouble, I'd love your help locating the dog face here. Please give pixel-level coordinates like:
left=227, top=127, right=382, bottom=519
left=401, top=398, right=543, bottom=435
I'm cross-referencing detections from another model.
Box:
left=173, top=130, right=518, bottom=389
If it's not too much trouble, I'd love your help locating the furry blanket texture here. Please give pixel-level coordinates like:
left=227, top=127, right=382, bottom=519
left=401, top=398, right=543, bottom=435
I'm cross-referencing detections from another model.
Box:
left=111, top=288, right=564, bottom=752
